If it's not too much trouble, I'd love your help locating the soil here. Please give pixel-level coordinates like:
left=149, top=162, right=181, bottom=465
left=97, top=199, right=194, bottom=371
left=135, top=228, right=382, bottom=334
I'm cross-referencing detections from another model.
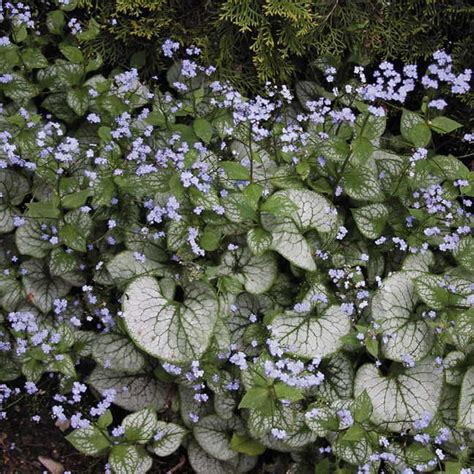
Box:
left=0, top=379, right=192, bottom=474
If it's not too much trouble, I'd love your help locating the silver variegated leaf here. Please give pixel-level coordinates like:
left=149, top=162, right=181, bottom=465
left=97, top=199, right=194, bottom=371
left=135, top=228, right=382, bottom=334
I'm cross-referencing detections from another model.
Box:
left=16, top=220, right=55, bottom=258
left=352, top=203, right=389, bottom=239
left=88, top=366, right=168, bottom=412
left=372, top=272, right=433, bottom=362
left=152, top=421, right=187, bottom=457
left=122, top=276, right=218, bottom=363
left=91, top=333, right=145, bottom=373
left=458, top=367, right=474, bottom=430
left=261, top=214, right=316, bottom=271
left=121, top=407, right=157, bottom=444
left=354, top=358, right=443, bottom=432
left=106, top=250, right=167, bottom=285
left=270, top=305, right=350, bottom=358
left=217, top=247, right=277, bottom=294
left=193, top=415, right=243, bottom=461
left=109, top=445, right=152, bottom=474
left=21, top=259, right=71, bottom=313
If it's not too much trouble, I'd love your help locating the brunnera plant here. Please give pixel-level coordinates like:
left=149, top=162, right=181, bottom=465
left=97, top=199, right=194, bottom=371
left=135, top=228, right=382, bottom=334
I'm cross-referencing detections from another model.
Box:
left=0, top=2, right=473, bottom=473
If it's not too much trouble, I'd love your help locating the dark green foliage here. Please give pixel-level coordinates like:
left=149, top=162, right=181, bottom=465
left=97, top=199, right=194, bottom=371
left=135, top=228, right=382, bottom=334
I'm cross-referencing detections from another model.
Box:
left=69, top=0, right=473, bottom=90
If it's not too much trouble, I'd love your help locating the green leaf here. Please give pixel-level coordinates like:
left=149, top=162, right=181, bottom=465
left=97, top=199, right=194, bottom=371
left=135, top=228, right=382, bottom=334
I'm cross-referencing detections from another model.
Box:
left=261, top=194, right=298, bottom=218
left=59, top=223, right=86, bottom=252
left=151, top=421, right=187, bottom=457
left=352, top=203, right=389, bottom=239
left=109, top=445, right=152, bottom=474
left=453, top=237, right=474, bottom=272
left=343, top=166, right=384, bottom=202
left=62, top=189, right=90, bottom=209
left=106, top=250, right=166, bottom=285
left=246, top=227, right=272, bottom=256
left=0, top=169, right=29, bottom=205
left=351, top=137, right=373, bottom=164
left=122, top=276, right=218, bottom=363
left=219, top=161, right=251, bottom=181
left=354, top=358, right=442, bottom=432
left=145, top=110, right=166, bottom=127
left=66, top=426, right=111, bottom=456
left=193, top=118, right=213, bottom=143
left=21, top=48, right=48, bottom=69
left=46, top=10, right=65, bottom=34
left=429, top=116, right=462, bottom=134
left=400, top=109, right=431, bottom=147
left=342, top=424, right=365, bottom=442
left=239, top=387, right=271, bottom=411
left=199, top=226, right=221, bottom=251
left=230, top=433, right=265, bottom=456
left=274, top=383, right=303, bottom=402
left=26, top=201, right=60, bottom=219
left=59, top=44, right=84, bottom=64
left=122, top=408, right=157, bottom=444
left=352, top=390, right=373, bottom=423
left=97, top=410, right=113, bottom=429
left=66, top=88, right=89, bottom=116
left=76, top=18, right=101, bottom=42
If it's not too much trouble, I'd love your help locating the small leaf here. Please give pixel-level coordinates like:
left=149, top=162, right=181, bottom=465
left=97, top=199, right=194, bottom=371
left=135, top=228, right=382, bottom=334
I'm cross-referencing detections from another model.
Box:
left=342, top=424, right=365, bottom=442
left=352, top=390, right=373, bottom=423
left=122, top=408, right=158, bottom=444
left=400, top=110, right=431, bottom=147
left=109, top=445, right=152, bottom=474
left=193, top=118, right=213, bottom=143
left=46, top=10, right=65, bottom=34
left=219, top=161, right=250, bottom=181
left=246, top=227, right=272, bottom=256
left=152, top=421, right=187, bottom=457
left=66, top=88, right=89, bottom=116
left=429, top=116, right=462, bottom=134
left=59, top=223, right=86, bottom=252
left=59, top=44, right=84, bottom=63
left=239, top=387, right=271, bottom=411
left=230, top=433, right=265, bottom=456
left=274, top=383, right=303, bottom=402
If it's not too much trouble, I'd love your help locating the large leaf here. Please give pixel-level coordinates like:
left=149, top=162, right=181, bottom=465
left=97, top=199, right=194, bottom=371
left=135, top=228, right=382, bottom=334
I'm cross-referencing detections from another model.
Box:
left=354, top=358, right=443, bottom=432
left=91, top=333, right=145, bottom=373
left=458, top=367, right=474, bottom=430
left=217, top=247, right=277, bottom=294
left=21, top=259, right=71, bottom=313
left=371, top=272, right=433, bottom=362
left=88, top=366, right=168, bottom=412
left=261, top=215, right=316, bottom=271
left=122, top=276, right=218, bottom=363
left=270, top=305, right=350, bottom=358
